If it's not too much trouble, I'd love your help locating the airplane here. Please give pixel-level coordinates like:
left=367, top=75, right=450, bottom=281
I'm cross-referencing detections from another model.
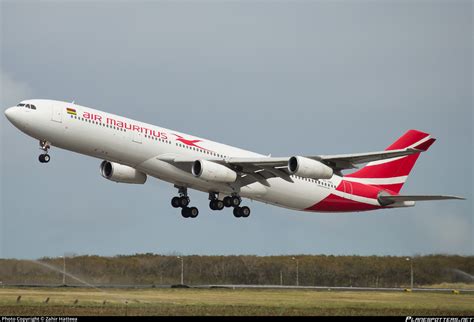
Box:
left=4, top=99, right=464, bottom=218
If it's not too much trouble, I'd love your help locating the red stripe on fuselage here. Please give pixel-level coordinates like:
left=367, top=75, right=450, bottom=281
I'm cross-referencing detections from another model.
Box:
left=336, top=179, right=396, bottom=198
left=372, top=183, right=403, bottom=194
left=306, top=180, right=389, bottom=212
left=305, top=193, right=380, bottom=212
left=344, top=181, right=389, bottom=199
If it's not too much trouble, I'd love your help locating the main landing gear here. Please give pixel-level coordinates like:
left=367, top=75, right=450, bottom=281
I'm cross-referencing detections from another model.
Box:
left=170, top=188, right=251, bottom=219
left=233, top=205, right=251, bottom=218
left=209, top=192, right=224, bottom=211
left=38, top=140, right=51, bottom=163
left=209, top=193, right=251, bottom=218
left=171, top=186, right=199, bottom=218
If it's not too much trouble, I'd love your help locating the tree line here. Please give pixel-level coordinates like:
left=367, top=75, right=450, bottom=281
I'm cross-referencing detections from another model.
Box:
left=0, top=254, right=472, bottom=287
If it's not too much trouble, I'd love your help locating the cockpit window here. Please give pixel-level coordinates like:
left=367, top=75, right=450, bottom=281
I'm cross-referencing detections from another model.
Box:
left=19, top=103, right=36, bottom=110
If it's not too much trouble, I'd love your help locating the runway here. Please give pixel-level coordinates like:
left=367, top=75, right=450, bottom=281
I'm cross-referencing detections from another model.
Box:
left=2, top=283, right=473, bottom=293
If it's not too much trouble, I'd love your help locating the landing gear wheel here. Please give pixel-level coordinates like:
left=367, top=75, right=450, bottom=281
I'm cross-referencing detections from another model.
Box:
left=231, top=196, right=241, bottom=207
left=38, top=154, right=50, bottom=163
left=223, top=196, right=233, bottom=208
left=209, top=200, right=217, bottom=210
left=189, top=207, right=199, bottom=218
left=210, top=200, right=225, bottom=211
left=215, top=200, right=224, bottom=210
left=233, top=207, right=242, bottom=218
left=179, top=196, right=190, bottom=208
left=181, top=207, right=190, bottom=218
left=171, top=197, right=181, bottom=208
left=181, top=207, right=198, bottom=218
left=240, top=206, right=251, bottom=218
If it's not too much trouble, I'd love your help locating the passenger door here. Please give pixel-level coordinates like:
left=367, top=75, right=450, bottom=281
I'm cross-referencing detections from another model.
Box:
left=51, top=104, right=62, bottom=123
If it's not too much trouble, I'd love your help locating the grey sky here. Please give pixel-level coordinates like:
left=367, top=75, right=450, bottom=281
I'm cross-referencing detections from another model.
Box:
left=1, top=1, right=472, bottom=259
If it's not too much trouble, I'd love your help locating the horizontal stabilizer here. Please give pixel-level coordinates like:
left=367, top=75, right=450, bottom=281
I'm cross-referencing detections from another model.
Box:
left=378, top=194, right=465, bottom=206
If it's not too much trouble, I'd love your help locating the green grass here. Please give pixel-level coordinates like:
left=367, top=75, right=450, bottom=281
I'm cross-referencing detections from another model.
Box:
left=0, top=287, right=473, bottom=316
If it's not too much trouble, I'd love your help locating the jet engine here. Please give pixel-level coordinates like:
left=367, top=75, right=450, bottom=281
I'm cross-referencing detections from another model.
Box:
left=288, top=156, right=333, bottom=179
left=100, top=161, right=147, bottom=184
left=192, top=159, right=237, bottom=183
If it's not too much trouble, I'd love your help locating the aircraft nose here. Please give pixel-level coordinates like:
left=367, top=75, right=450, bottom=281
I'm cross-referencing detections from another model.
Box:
left=4, top=107, right=15, bottom=122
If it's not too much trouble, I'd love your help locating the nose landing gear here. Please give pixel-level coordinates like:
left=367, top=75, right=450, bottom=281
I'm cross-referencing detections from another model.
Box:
left=38, top=140, right=51, bottom=163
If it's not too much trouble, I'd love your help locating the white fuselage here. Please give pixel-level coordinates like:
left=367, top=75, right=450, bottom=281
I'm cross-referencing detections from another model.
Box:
left=5, top=99, right=356, bottom=212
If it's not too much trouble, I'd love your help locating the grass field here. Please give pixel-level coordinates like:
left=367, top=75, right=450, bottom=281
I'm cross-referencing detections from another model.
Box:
left=0, top=287, right=473, bottom=316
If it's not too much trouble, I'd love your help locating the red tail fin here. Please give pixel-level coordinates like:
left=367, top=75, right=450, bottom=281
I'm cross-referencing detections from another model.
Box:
left=346, top=130, right=436, bottom=193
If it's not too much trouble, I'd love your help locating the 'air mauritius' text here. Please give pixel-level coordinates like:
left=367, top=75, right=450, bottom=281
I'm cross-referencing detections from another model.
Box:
left=82, top=111, right=168, bottom=139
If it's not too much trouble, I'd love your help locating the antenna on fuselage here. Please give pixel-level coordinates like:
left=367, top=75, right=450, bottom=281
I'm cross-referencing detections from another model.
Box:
left=71, top=100, right=75, bottom=104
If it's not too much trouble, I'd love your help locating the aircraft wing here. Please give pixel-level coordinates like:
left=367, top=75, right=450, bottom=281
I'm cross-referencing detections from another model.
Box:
left=157, top=147, right=422, bottom=185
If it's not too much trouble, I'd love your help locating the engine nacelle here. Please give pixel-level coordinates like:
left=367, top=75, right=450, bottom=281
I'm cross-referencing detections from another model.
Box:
left=288, top=156, right=333, bottom=179
left=100, top=161, right=147, bottom=184
left=192, top=159, right=237, bottom=183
